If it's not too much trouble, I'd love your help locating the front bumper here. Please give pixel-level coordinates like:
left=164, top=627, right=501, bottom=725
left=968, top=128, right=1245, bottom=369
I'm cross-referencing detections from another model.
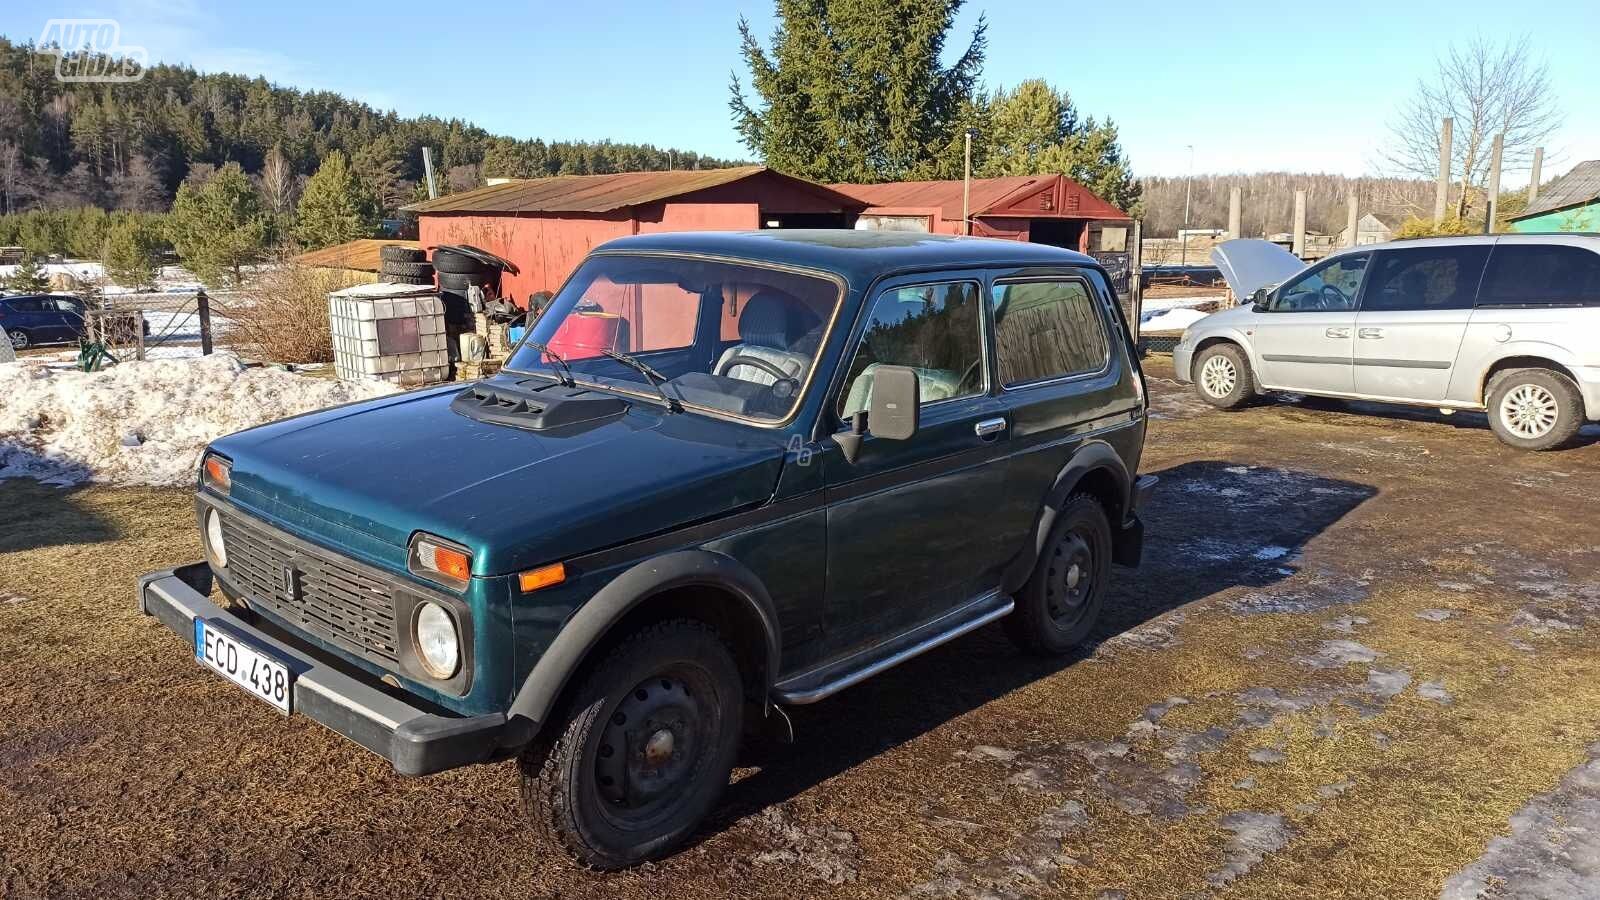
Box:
left=1171, top=344, right=1195, bottom=383
left=138, top=562, right=509, bottom=776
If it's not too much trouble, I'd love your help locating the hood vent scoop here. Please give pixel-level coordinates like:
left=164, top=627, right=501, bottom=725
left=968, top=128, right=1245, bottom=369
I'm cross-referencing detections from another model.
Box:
left=450, top=379, right=629, bottom=432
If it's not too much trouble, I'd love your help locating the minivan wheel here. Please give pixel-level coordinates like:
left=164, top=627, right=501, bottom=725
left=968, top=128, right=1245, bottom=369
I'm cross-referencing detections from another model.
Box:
left=1486, top=368, right=1583, bottom=451
left=520, top=619, right=743, bottom=869
left=1193, top=343, right=1254, bottom=409
left=1004, top=493, right=1112, bottom=655
left=7, top=329, right=28, bottom=350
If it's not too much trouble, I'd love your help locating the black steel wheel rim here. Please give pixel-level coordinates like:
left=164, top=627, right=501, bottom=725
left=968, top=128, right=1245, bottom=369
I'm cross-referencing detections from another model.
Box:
left=1044, top=530, right=1095, bottom=629
left=591, top=663, right=720, bottom=831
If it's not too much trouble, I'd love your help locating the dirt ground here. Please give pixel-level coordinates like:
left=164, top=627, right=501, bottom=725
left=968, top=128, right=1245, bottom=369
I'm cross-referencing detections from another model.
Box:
left=4, top=361, right=1599, bottom=900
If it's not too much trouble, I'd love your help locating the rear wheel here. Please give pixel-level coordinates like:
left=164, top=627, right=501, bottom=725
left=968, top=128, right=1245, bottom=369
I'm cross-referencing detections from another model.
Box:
left=1004, top=493, right=1112, bottom=655
left=520, top=619, right=743, bottom=869
left=1193, top=343, right=1255, bottom=409
left=1486, top=367, right=1583, bottom=451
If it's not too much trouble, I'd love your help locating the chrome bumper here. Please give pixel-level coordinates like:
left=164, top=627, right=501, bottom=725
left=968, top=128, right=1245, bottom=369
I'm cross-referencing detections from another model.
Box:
left=137, top=562, right=507, bottom=776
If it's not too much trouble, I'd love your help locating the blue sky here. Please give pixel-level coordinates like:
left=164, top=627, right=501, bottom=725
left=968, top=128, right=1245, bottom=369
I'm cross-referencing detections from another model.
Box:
left=8, top=0, right=1599, bottom=184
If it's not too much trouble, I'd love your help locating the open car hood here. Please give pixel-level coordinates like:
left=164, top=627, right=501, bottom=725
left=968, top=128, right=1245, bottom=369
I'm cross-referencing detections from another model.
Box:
left=1210, top=239, right=1305, bottom=299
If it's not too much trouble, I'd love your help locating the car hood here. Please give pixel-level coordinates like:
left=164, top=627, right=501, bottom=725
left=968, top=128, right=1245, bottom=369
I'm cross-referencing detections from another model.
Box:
left=1210, top=239, right=1305, bottom=299
left=211, top=382, right=788, bottom=576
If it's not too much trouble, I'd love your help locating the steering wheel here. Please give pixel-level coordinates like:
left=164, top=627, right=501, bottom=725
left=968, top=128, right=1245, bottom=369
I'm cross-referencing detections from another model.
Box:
left=717, top=354, right=802, bottom=398
left=957, top=359, right=982, bottom=392
left=1318, top=284, right=1349, bottom=311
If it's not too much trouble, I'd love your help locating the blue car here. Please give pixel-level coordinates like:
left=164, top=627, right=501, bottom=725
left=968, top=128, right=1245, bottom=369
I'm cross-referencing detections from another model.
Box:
left=1, top=294, right=88, bottom=349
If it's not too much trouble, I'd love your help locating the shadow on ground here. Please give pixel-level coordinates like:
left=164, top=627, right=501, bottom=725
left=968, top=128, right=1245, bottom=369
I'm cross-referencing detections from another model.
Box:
left=708, top=459, right=1377, bottom=839
left=0, top=478, right=119, bottom=554
left=1274, top=395, right=1600, bottom=447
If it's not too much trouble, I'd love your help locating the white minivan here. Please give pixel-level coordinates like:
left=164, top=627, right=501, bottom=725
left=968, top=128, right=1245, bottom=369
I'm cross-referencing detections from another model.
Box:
left=1173, top=234, right=1600, bottom=450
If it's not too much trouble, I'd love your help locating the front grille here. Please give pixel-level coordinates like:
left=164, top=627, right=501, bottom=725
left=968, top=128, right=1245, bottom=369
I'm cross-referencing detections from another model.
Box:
left=218, top=512, right=402, bottom=666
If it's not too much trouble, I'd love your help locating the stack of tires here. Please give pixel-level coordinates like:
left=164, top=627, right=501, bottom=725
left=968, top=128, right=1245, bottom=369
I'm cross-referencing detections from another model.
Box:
left=432, top=246, right=500, bottom=327
left=379, top=246, right=434, bottom=285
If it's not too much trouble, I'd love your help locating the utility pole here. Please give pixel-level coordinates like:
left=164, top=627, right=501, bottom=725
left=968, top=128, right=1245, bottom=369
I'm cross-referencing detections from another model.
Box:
left=961, top=128, right=975, bottom=236
left=1345, top=193, right=1360, bottom=248
left=1484, top=132, right=1504, bottom=234
left=1227, top=186, right=1242, bottom=240
left=1130, top=219, right=1143, bottom=339
left=1433, top=117, right=1452, bottom=222
left=422, top=147, right=439, bottom=200
left=1180, top=144, right=1194, bottom=266
left=1527, top=146, right=1544, bottom=206
left=1292, top=190, right=1307, bottom=259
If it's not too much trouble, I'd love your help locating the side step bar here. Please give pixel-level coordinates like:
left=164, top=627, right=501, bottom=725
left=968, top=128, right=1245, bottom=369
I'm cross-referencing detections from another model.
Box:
left=772, top=590, right=1014, bottom=705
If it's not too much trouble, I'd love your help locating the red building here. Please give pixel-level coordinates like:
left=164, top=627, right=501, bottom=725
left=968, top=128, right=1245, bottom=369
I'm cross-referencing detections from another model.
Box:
left=406, top=166, right=864, bottom=302
left=831, top=174, right=1130, bottom=252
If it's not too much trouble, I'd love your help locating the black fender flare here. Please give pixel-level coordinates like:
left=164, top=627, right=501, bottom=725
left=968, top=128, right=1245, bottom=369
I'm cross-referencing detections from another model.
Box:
left=504, top=549, right=781, bottom=736
left=1001, top=440, right=1132, bottom=594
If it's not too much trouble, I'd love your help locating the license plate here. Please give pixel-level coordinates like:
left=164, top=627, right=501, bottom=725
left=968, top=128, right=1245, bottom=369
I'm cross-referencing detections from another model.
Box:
left=194, top=619, right=293, bottom=714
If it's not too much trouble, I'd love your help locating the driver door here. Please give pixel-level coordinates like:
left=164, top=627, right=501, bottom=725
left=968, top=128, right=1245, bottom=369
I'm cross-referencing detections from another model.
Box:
left=1252, top=252, right=1369, bottom=394
left=817, top=276, right=1012, bottom=656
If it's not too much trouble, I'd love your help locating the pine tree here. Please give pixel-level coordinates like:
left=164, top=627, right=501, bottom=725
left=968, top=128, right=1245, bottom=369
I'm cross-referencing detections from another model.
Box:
left=166, top=162, right=269, bottom=287
left=730, top=0, right=987, bottom=182
left=294, top=151, right=379, bottom=250
left=101, top=216, right=162, bottom=289
left=4, top=253, right=50, bottom=293
left=977, top=80, right=1141, bottom=213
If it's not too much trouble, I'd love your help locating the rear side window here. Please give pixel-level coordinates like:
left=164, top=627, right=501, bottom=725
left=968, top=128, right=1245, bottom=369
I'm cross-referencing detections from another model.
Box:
left=988, top=279, right=1108, bottom=386
left=1363, top=245, right=1490, bottom=312
left=1478, top=244, right=1600, bottom=306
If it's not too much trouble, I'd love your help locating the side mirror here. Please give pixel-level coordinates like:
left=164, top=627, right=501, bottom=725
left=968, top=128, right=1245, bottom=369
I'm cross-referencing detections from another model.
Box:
left=832, top=365, right=921, bottom=463
left=867, top=365, right=920, bottom=440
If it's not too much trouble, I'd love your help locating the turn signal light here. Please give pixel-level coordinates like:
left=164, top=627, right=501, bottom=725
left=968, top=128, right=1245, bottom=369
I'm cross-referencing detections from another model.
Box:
left=518, top=562, right=566, bottom=593
left=202, top=454, right=231, bottom=494
left=410, top=535, right=472, bottom=588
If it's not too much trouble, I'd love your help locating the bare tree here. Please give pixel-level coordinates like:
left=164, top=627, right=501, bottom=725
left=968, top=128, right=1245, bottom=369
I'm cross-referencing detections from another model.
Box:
left=261, top=144, right=297, bottom=215
left=0, top=141, right=23, bottom=215
left=1383, top=37, right=1561, bottom=219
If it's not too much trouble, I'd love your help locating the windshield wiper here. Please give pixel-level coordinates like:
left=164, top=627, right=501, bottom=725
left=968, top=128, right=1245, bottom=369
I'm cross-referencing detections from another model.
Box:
left=598, top=348, right=684, bottom=413
left=524, top=341, right=575, bottom=387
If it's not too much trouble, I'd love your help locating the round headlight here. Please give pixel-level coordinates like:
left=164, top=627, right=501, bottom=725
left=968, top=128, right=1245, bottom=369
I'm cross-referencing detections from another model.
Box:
left=414, top=602, right=460, bottom=678
left=205, top=508, right=227, bottom=569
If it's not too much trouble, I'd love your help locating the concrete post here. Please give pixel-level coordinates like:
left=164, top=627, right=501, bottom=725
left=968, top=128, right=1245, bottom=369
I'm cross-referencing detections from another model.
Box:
left=1130, top=219, right=1143, bottom=338
left=1227, top=186, right=1242, bottom=240
left=1292, top=190, right=1307, bottom=259
left=1345, top=193, right=1359, bottom=248
left=1484, top=132, right=1503, bottom=234
left=1434, top=117, right=1453, bottom=221
left=1528, top=146, right=1544, bottom=205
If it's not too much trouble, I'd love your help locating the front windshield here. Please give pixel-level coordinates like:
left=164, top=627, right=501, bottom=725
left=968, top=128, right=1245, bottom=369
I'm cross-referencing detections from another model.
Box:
left=506, top=255, right=842, bottom=423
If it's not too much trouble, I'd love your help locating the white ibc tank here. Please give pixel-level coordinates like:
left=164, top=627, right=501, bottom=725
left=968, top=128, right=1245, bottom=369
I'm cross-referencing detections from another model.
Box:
left=327, top=282, right=449, bottom=386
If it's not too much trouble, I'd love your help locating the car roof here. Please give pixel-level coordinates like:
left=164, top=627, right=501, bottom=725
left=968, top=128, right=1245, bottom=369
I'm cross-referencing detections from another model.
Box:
left=592, top=229, right=1102, bottom=284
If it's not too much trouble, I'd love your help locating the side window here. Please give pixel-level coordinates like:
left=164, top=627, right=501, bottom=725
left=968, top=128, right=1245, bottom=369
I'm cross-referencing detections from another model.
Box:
left=988, top=279, right=1108, bottom=386
left=837, top=281, right=983, bottom=420
left=1271, top=254, right=1368, bottom=312
left=1363, top=245, right=1490, bottom=312
left=1479, top=244, right=1600, bottom=306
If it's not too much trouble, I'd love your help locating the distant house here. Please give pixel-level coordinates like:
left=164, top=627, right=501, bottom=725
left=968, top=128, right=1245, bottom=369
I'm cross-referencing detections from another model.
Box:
left=1509, top=160, right=1600, bottom=232
left=1339, top=213, right=1393, bottom=246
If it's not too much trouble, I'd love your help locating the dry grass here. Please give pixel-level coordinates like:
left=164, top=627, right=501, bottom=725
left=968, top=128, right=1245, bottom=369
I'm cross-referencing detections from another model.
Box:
left=220, top=266, right=375, bottom=364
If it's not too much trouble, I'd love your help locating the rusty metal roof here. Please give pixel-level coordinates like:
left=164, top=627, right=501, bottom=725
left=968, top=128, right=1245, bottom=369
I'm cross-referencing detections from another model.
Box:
left=404, top=166, right=862, bottom=215
left=832, top=174, right=1129, bottom=221
left=291, top=239, right=423, bottom=272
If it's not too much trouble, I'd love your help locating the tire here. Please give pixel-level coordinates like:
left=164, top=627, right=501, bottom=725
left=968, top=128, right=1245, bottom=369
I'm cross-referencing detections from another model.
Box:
left=379, top=245, right=426, bottom=264
left=520, top=619, right=744, bottom=869
left=1003, top=493, right=1112, bottom=655
left=432, top=249, right=493, bottom=275
left=438, top=270, right=493, bottom=291
left=7, top=329, right=28, bottom=350
left=381, top=274, right=435, bottom=285
left=379, top=260, right=434, bottom=278
left=1486, top=367, right=1584, bottom=451
left=1193, top=342, right=1255, bottom=409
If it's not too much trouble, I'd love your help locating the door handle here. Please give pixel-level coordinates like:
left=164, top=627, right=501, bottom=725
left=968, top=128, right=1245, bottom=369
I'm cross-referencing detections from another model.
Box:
left=1325, top=327, right=1351, bottom=339
left=1358, top=327, right=1383, bottom=339
left=974, top=417, right=1008, bottom=438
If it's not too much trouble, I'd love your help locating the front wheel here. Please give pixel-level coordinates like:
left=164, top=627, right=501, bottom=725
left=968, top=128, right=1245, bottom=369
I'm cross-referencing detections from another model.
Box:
left=1486, top=368, right=1584, bottom=451
left=520, top=619, right=744, bottom=869
left=7, top=329, right=28, bottom=350
left=1193, top=343, right=1255, bottom=409
left=1004, top=493, right=1112, bottom=655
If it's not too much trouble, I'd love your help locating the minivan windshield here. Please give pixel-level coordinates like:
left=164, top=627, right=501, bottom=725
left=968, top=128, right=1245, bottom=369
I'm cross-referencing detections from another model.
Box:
left=505, top=255, right=842, bottom=423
